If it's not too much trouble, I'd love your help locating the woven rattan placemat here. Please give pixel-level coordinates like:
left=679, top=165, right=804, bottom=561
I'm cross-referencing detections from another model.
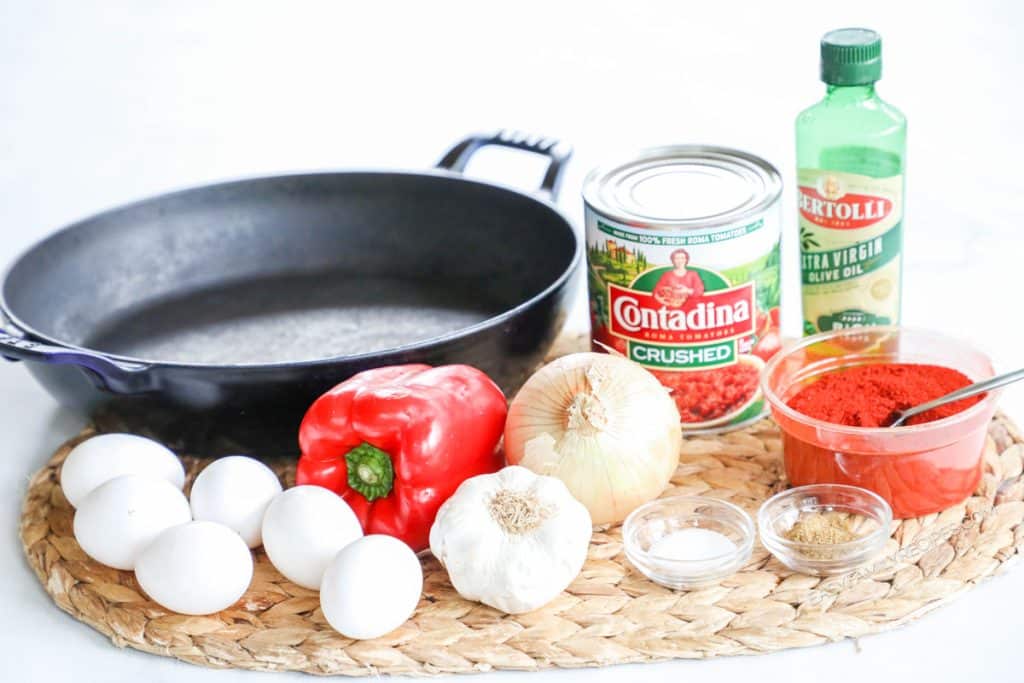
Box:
left=18, top=344, right=1024, bottom=676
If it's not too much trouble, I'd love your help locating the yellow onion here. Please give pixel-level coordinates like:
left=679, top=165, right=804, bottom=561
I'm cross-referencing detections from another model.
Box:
left=504, top=352, right=681, bottom=524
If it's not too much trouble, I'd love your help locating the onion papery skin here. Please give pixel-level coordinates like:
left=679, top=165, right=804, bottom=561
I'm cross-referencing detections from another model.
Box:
left=504, top=353, right=682, bottom=525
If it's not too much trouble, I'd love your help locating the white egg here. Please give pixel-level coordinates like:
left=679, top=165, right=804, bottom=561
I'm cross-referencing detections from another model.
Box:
left=320, top=535, right=423, bottom=640
left=73, top=474, right=192, bottom=570
left=189, top=456, right=283, bottom=548
left=135, top=521, right=254, bottom=615
left=261, top=485, right=362, bottom=590
left=61, top=433, right=185, bottom=509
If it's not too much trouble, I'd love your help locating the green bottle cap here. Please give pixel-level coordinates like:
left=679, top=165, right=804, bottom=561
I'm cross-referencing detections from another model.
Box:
left=821, top=28, right=882, bottom=85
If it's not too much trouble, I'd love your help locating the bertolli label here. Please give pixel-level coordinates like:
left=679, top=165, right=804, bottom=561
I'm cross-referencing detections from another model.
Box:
left=798, top=168, right=903, bottom=334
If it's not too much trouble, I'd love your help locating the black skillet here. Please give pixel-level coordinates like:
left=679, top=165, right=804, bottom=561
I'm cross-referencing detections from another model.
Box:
left=0, top=131, right=580, bottom=456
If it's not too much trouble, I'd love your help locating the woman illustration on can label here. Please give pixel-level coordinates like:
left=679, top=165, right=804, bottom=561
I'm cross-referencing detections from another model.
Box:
left=653, top=248, right=705, bottom=307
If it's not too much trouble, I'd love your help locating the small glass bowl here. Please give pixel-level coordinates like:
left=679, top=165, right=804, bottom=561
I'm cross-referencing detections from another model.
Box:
left=623, top=496, right=755, bottom=589
left=758, top=484, right=892, bottom=576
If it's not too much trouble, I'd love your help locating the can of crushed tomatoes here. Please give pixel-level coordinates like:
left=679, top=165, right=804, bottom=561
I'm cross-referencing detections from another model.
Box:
left=583, top=145, right=783, bottom=432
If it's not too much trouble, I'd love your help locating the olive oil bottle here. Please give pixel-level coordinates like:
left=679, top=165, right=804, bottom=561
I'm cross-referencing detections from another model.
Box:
left=796, top=28, right=906, bottom=335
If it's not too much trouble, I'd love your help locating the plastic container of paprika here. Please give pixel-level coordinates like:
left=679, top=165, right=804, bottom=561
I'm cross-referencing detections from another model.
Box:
left=761, top=327, right=1000, bottom=518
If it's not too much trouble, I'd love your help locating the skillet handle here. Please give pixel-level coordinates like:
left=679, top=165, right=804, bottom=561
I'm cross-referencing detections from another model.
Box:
left=437, top=130, right=572, bottom=201
left=0, top=328, right=154, bottom=393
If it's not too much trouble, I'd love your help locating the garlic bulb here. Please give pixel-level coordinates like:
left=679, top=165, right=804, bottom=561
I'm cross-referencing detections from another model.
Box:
left=429, top=466, right=591, bottom=614
left=504, top=352, right=681, bottom=525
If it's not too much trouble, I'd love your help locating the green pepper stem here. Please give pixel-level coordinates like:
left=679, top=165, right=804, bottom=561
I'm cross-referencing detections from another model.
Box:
left=345, top=442, right=395, bottom=501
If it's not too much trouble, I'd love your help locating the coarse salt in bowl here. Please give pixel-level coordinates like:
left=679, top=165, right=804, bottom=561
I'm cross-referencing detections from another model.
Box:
left=622, top=496, right=754, bottom=590
left=761, top=326, right=1000, bottom=518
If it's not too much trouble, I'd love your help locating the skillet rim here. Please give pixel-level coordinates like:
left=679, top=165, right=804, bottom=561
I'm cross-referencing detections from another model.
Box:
left=0, top=169, right=581, bottom=370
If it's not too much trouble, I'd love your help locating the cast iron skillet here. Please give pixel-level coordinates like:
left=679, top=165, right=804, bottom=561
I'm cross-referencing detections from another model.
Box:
left=0, top=131, right=580, bottom=456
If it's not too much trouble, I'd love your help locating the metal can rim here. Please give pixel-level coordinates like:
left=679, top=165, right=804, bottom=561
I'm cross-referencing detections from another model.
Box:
left=583, top=144, right=783, bottom=230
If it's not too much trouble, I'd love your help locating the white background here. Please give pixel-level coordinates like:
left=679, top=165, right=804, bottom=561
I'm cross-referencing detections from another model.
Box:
left=3, top=1, right=1023, bottom=681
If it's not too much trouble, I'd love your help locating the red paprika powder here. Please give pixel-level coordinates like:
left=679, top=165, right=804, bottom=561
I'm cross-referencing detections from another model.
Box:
left=764, top=329, right=1000, bottom=520
left=777, top=362, right=989, bottom=518
left=787, top=363, right=983, bottom=427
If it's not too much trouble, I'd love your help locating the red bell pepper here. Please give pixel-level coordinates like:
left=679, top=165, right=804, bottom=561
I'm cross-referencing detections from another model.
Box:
left=296, top=364, right=507, bottom=551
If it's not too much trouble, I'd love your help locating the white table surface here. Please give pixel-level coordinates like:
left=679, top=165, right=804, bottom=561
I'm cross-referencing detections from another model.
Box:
left=3, top=1, right=1023, bottom=681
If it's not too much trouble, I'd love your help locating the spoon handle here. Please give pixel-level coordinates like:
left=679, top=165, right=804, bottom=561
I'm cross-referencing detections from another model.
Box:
left=893, top=366, right=1024, bottom=426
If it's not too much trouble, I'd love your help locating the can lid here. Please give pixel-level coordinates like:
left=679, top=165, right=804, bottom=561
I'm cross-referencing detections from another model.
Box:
left=583, top=146, right=781, bottom=229
left=821, top=28, right=882, bottom=86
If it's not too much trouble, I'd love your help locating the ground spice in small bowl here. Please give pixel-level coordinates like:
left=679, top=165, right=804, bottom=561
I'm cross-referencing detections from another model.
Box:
left=782, top=511, right=874, bottom=559
left=783, top=511, right=857, bottom=544
left=786, top=363, right=983, bottom=427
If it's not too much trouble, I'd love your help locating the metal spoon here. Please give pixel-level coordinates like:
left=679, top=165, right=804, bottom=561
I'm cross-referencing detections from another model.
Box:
left=888, top=367, right=1024, bottom=427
